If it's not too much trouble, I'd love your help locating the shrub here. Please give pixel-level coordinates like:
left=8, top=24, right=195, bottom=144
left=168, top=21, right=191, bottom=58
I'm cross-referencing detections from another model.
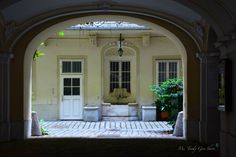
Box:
left=150, top=79, right=183, bottom=121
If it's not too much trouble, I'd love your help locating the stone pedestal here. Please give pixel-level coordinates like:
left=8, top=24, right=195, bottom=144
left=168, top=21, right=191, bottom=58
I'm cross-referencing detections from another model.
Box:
left=102, top=103, right=138, bottom=121
left=173, top=111, right=183, bottom=137
left=31, top=111, right=42, bottom=136
left=83, top=106, right=100, bottom=122
left=142, top=106, right=156, bottom=121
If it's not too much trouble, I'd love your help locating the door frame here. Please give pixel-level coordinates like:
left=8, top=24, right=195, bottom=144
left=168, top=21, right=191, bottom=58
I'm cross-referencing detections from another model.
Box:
left=59, top=59, right=84, bottom=119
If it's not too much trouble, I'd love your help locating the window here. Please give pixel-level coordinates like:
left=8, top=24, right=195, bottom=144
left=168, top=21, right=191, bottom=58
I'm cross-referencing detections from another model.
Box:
left=63, top=78, right=80, bottom=96
left=110, top=61, right=131, bottom=93
left=156, top=60, right=180, bottom=84
left=61, top=60, right=82, bottom=74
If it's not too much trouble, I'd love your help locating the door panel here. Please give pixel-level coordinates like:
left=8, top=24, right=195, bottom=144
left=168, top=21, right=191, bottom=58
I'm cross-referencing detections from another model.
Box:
left=61, top=76, right=83, bottom=119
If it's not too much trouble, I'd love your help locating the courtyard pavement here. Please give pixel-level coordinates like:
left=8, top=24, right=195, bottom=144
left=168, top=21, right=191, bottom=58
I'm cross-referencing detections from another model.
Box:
left=33, top=121, right=182, bottom=138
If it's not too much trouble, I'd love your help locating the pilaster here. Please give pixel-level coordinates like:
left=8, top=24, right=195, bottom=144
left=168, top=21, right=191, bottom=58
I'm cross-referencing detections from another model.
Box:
left=0, top=52, right=13, bottom=141
left=196, top=51, right=220, bottom=144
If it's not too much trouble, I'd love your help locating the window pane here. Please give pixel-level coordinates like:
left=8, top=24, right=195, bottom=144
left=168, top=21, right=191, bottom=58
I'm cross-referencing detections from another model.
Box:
left=73, top=87, right=80, bottom=95
left=110, top=62, right=120, bottom=93
left=62, top=62, right=71, bottom=73
left=158, top=62, right=167, bottom=83
left=122, top=72, right=130, bottom=82
left=169, top=62, right=178, bottom=79
left=110, top=72, right=119, bottom=82
left=122, top=83, right=130, bottom=92
left=110, top=61, right=131, bottom=93
left=121, top=62, right=130, bottom=92
left=72, top=78, right=80, bottom=86
left=110, top=62, right=119, bottom=71
left=64, top=87, right=71, bottom=95
left=159, top=62, right=166, bottom=72
left=72, top=61, right=82, bottom=73
left=159, top=73, right=166, bottom=83
left=110, top=83, right=119, bottom=93
left=122, top=62, right=130, bottom=71
left=64, top=78, right=71, bottom=86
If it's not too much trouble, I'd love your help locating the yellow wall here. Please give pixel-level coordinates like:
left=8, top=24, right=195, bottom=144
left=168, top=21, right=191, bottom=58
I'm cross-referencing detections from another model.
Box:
left=33, top=36, right=181, bottom=119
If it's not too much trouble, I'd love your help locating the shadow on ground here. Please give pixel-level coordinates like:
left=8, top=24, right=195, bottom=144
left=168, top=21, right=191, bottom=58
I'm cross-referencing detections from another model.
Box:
left=0, top=138, right=219, bottom=157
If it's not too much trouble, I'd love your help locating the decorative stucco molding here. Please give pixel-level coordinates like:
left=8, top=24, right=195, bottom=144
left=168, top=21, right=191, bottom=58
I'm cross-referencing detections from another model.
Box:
left=215, top=35, right=236, bottom=56
left=196, top=51, right=220, bottom=63
left=94, top=0, right=118, bottom=10
left=4, top=22, right=17, bottom=40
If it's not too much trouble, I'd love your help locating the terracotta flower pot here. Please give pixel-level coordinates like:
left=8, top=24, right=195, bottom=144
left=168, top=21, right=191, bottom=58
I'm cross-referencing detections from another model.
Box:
left=160, top=111, right=169, bottom=120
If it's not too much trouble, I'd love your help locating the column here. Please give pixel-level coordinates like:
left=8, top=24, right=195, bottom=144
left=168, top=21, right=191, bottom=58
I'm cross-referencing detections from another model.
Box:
left=196, top=52, right=220, bottom=144
left=216, top=38, right=236, bottom=157
left=0, top=53, right=13, bottom=141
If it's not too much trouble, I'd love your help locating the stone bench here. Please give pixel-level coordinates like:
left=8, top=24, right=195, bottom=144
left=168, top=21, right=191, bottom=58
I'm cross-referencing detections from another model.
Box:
left=83, top=106, right=100, bottom=122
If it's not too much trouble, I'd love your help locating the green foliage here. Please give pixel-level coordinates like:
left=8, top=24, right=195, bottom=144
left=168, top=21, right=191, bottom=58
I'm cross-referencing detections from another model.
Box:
left=57, top=31, right=65, bottom=37
left=150, top=79, right=183, bottom=120
left=33, top=50, right=45, bottom=61
left=39, top=119, right=49, bottom=135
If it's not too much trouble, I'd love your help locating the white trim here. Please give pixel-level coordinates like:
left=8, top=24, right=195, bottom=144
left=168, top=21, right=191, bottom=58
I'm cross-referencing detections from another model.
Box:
left=59, top=59, right=84, bottom=119
left=156, top=59, right=181, bottom=84
left=109, top=60, right=131, bottom=92
left=60, top=59, right=84, bottom=75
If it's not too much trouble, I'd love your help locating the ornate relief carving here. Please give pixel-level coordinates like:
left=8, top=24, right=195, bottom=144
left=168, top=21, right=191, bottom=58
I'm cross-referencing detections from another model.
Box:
left=94, top=0, right=117, bottom=10
left=4, top=22, right=17, bottom=40
left=107, top=41, right=135, bottom=47
left=89, top=34, right=98, bottom=47
left=0, top=19, right=17, bottom=50
left=193, top=22, right=204, bottom=40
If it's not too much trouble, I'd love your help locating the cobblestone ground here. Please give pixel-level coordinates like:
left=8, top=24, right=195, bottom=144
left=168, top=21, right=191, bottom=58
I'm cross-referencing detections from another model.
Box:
left=33, top=121, right=181, bottom=138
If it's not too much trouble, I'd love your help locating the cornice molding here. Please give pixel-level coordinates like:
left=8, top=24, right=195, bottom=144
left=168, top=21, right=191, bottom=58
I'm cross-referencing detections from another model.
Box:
left=196, top=51, right=220, bottom=63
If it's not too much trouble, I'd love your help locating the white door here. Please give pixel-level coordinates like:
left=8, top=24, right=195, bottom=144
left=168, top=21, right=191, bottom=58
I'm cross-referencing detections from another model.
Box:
left=60, top=75, right=83, bottom=119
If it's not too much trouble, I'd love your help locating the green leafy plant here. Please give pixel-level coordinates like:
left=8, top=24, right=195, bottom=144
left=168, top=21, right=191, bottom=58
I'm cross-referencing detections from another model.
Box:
left=39, top=119, right=49, bottom=135
left=33, top=50, right=45, bottom=61
left=150, top=79, right=183, bottom=121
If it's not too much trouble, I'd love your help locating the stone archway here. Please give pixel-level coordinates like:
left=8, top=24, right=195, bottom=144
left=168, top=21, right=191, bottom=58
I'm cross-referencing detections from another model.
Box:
left=7, top=12, right=200, bottom=140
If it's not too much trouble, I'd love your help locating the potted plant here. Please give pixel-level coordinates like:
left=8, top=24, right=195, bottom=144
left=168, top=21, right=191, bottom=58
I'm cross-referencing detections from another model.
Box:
left=150, top=79, right=183, bottom=121
left=155, top=98, right=171, bottom=120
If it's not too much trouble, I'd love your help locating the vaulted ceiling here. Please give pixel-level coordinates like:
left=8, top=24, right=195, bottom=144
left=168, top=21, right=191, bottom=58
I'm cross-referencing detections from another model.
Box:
left=0, top=0, right=236, bottom=40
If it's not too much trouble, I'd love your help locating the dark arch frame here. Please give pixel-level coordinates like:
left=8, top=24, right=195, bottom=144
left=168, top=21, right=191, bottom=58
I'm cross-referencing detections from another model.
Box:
left=8, top=11, right=200, bottom=140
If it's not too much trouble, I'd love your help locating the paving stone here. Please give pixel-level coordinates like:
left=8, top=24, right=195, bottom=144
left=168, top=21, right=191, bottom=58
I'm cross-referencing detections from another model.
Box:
left=36, top=121, right=177, bottom=138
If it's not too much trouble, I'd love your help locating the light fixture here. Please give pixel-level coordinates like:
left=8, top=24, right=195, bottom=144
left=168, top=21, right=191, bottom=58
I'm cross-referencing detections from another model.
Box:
left=118, top=33, right=124, bottom=57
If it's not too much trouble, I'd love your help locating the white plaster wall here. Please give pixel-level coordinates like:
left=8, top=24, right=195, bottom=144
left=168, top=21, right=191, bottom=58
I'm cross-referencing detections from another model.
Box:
left=33, top=36, right=181, bottom=120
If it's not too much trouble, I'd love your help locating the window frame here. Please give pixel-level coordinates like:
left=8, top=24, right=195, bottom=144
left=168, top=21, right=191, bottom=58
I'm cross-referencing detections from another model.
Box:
left=60, top=59, right=84, bottom=75
left=155, top=59, right=181, bottom=84
left=109, top=60, right=131, bottom=93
